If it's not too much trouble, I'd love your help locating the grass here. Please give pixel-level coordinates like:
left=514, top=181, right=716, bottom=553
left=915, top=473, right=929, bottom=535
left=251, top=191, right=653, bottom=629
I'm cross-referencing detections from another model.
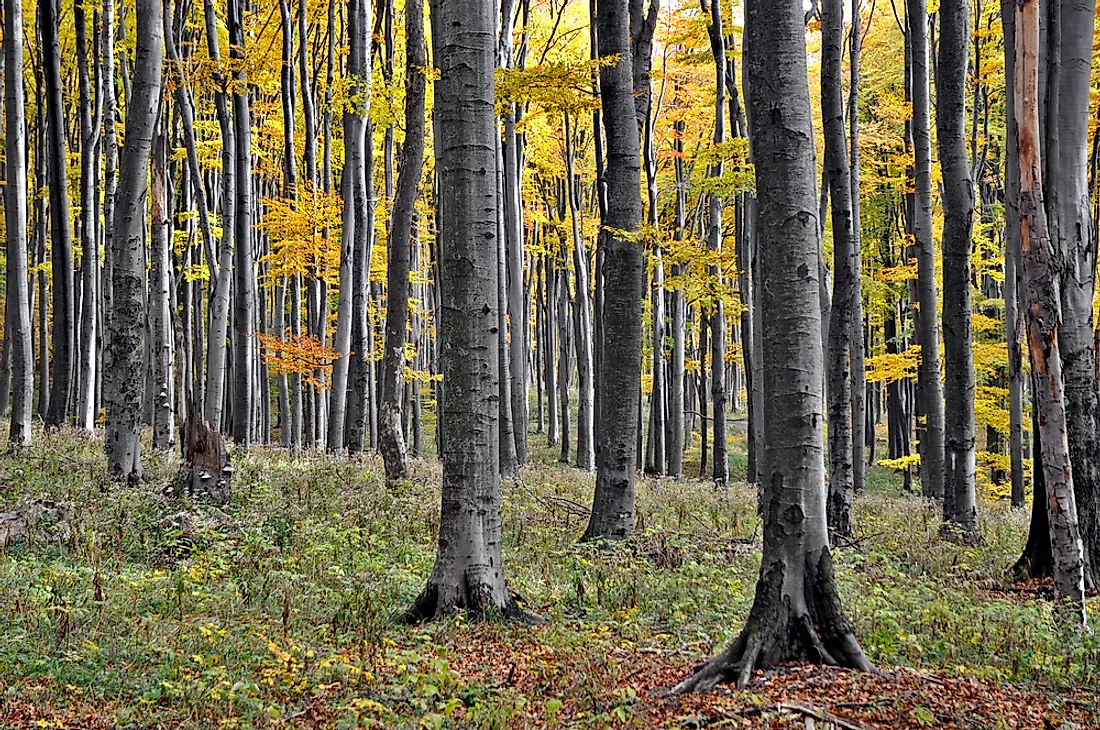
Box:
left=0, top=425, right=1097, bottom=728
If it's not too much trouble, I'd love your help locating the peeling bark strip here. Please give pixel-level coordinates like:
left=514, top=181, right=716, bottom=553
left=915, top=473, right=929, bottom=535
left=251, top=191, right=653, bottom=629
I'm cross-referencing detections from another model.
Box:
left=674, top=0, right=870, bottom=692
left=105, top=0, right=164, bottom=480
left=407, top=0, right=523, bottom=621
left=1014, top=0, right=1087, bottom=618
left=582, top=0, right=645, bottom=543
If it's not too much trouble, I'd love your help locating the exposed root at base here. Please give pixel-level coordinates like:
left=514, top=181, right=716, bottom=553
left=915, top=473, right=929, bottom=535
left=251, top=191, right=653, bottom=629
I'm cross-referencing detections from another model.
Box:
left=672, top=618, right=875, bottom=694
left=401, top=582, right=544, bottom=626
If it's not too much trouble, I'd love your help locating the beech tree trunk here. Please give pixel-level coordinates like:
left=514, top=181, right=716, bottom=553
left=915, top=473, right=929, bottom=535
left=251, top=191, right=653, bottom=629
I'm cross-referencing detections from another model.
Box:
left=1014, top=0, right=1087, bottom=616
left=704, top=0, right=729, bottom=487
left=4, top=0, right=33, bottom=446
left=848, top=0, right=867, bottom=495
left=822, top=0, right=856, bottom=537
left=676, top=0, right=872, bottom=691
left=667, top=115, right=687, bottom=478
left=937, top=0, right=979, bottom=542
left=582, top=0, right=644, bottom=542
left=1046, top=0, right=1100, bottom=586
left=407, top=0, right=523, bottom=621
left=41, top=0, right=76, bottom=429
left=1001, top=0, right=1027, bottom=510
left=75, top=0, right=99, bottom=434
left=105, top=0, right=163, bottom=479
left=228, top=0, right=253, bottom=447
left=150, top=118, right=175, bottom=451
left=906, top=0, right=946, bottom=500
left=380, top=0, right=425, bottom=484
left=564, top=115, right=595, bottom=472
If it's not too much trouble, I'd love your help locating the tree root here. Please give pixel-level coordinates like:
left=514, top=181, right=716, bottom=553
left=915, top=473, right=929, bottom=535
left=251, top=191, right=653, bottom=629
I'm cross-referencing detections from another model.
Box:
left=401, top=578, right=544, bottom=625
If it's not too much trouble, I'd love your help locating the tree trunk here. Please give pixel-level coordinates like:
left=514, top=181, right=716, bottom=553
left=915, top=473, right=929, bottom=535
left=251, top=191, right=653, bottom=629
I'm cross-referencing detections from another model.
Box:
left=937, top=0, right=979, bottom=542
left=564, top=115, right=595, bottom=472
left=822, top=0, right=856, bottom=537
left=75, top=0, right=99, bottom=434
left=675, top=0, right=871, bottom=691
left=848, top=0, right=867, bottom=495
left=582, top=0, right=644, bottom=542
left=105, top=0, right=163, bottom=480
left=1001, top=0, right=1027, bottom=509
left=1014, top=0, right=1087, bottom=616
left=150, top=117, right=175, bottom=451
left=1047, top=0, right=1100, bottom=587
left=667, top=115, right=687, bottom=478
left=906, top=0, right=946, bottom=500
left=380, top=0, right=425, bottom=484
left=4, top=0, right=33, bottom=446
left=407, top=0, right=523, bottom=621
left=41, top=0, right=76, bottom=428
left=704, top=0, right=729, bottom=487
left=202, top=0, right=235, bottom=434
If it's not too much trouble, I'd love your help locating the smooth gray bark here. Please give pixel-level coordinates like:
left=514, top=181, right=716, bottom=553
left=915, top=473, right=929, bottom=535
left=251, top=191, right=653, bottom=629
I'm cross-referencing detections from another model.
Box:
left=150, top=119, right=175, bottom=450
left=937, top=0, right=979, bottom=541
left=41, top=0, right=76, bottom=428
left=105, top=0, right=163, bottom=479
left=675, top=0, right=871, bottom=691
left=564, top=114, right=595, bottom=472
left=906, top=0, right=946, bottom=500
left=380, top=0, right=425, bottom=483
left=583, top=0, right=644, bottom=541
left=823, top=0, right=856, bottom=537
left=407, top=0, right=522, bottom=621
left=849, top=0, right=867, bottom=495
left=5, top=0, right=33, bottom=445
left=75, top=0, right=99, bottom=434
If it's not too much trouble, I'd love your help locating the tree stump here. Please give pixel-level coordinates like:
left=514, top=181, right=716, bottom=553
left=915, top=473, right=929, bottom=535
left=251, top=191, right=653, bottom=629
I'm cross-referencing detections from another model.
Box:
left=169, top=405, right=232, bottom=505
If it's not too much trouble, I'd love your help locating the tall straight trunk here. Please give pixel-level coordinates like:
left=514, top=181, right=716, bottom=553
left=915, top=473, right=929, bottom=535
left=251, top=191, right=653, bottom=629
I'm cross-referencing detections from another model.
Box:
left=380, top=0, right=425, bottom=484
left=703, top=0, right=729, bottom=487
left=150, top=119, right=175, bottom=450
left=228, top=0, right=253, bottom=448
left=848, top=0, right=867, bottom=494
left=1014, top=0, right=1087, bottom=616
left=1047, top=0, right=1100, bottom=586
left=906, top=0, right=946, bottom=500
left=1002, top=1, right=1027, bottom=508
left=407, top=0, right=523, bottom=621
left=297, top=0, right=315, bottom=449
left=564, top=115, right=595, bottom=471
left=5, top=0, right=33, bottom=445
left=544, top=253, right=559, bottom=446
left=499, top=0, right=528, bottom=465
left=202, top=0, right=235, bottom=433
left=105, top=0, right=163, bottom=479
left=41, top=0, right=76, bottom=428
left=583, top=0, right=644, bottom=542
left=495, top=138, right=519, bottom=475
left=822, top=0, right=856, bottom=537
left=75, top=0, right=99, bottom=433
left=675, top=0, right=871, bottom=691
left=276, top=0, right=296, bottom=448
left=556, top=264, right=572, bottom=463
left=937, top=0, right=979, bottom=541
left=102, top=0, right=118, bottom=337
left=667, top=114, right=687, bottom=478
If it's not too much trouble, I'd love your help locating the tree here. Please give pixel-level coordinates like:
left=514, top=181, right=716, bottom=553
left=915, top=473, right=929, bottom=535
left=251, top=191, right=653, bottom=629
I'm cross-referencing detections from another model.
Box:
left=582, top=0, right=645, bottom=542
left=937, top=0, right=979, bottom=542
left=105, top=0, right=164, bottom=479
left=380, top=0, right=426, bottom=483
left=4, top=0, right=32, bottom=446
left=40, top=0, right=76, bottom=429
left=905, top=0, right=945, bottom=500
left=1013, top=0, right=1087, bottom=617
left=822, top=0, right=857, bottom=536
left=228, top=0, right=254, bottom=447
left=406, top=0, right=524, bottom=620
left=74, top=0, right=99, bottom=434
left=675, top=0, right=872, bottom=690
left=1046, top=0, right=1100, bottom=586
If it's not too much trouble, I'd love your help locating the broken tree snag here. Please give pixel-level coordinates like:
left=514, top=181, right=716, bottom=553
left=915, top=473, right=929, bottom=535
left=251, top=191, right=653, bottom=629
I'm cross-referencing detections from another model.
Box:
left=169, top=402, right=232, bottom=505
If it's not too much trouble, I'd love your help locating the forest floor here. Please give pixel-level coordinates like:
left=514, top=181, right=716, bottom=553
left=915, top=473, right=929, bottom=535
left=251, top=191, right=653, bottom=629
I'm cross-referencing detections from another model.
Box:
left=0, top=428, right=1098, bottom=729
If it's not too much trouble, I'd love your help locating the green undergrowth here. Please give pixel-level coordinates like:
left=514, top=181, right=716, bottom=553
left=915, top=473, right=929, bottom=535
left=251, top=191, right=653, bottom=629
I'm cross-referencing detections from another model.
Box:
left=0, top=428, right=1097, bottom=728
